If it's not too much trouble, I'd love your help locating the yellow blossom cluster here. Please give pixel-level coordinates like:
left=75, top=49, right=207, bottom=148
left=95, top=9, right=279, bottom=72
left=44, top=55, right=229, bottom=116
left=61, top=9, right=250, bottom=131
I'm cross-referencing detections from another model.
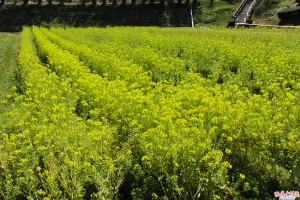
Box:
left=1, top=26, right=300, bottom=199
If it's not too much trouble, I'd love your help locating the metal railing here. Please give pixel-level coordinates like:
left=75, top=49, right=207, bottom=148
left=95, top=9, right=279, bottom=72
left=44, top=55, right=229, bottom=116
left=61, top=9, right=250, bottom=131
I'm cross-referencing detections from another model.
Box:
left=246, top=0, right=258, bottom=19
left=232, top=0, right=248, bottom=19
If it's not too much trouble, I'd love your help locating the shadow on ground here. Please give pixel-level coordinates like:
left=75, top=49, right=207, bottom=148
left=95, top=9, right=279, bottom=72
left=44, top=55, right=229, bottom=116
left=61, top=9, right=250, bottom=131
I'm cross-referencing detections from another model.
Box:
left=278, top=4, right=300, bottom=26
left=0, top=4, right=195, bottom=31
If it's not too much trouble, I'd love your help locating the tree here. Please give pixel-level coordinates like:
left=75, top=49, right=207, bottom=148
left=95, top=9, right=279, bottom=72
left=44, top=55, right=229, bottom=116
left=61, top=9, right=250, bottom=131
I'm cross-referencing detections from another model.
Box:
left=167, top=0, right=173, bottom=5
left=192, top=0, right=197, bottom=6
left=0, top=0, right=5, bottom=7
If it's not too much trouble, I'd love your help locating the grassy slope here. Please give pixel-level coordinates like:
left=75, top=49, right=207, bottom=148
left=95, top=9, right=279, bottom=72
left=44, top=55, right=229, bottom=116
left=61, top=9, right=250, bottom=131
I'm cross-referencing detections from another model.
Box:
left=0, top=0, right=296, bottom=27
left=196, top=0, right=300, bottom=26
left=196, top=1, right=239, bottom=26
left=0, top=33, right=20, bottom=102
left=253, top=0, right=299, bottom=24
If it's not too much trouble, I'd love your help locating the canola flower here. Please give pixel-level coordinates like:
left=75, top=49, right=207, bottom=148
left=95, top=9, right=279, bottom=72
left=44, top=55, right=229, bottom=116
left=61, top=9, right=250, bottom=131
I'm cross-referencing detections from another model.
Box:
left=1, top=26, right=299, bottom=199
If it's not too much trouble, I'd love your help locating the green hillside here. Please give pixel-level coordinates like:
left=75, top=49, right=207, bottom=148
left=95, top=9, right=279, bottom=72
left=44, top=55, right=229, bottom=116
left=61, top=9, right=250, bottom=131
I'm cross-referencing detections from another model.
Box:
left=0, top=0, right=299, bottom=28
left=253, top=0, right=299, bottom=25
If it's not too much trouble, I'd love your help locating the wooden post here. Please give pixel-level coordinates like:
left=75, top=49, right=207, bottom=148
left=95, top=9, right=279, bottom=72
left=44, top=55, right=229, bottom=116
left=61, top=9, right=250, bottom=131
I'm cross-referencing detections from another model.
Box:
left=190, top=5, right=194, bottom=27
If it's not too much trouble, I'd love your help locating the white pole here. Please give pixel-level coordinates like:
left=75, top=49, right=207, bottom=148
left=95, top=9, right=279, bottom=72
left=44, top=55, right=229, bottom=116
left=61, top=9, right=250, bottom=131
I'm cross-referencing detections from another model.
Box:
left=190, top=5, right=195, bottom=28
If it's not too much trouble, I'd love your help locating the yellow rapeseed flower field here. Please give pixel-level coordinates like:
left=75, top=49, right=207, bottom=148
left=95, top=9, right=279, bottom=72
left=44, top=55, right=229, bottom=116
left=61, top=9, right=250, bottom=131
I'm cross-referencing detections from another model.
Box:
left=0, top=26, right=299, bottom=199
